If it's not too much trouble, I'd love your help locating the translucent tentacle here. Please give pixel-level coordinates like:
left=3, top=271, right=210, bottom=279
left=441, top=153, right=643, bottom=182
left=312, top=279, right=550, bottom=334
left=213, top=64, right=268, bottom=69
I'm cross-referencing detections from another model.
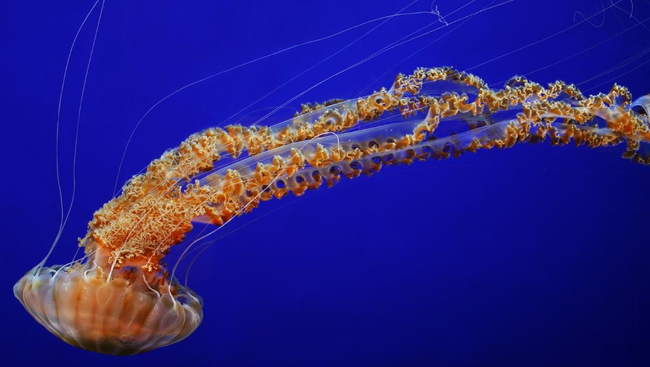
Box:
left=77, top=67, right=648, bottom=273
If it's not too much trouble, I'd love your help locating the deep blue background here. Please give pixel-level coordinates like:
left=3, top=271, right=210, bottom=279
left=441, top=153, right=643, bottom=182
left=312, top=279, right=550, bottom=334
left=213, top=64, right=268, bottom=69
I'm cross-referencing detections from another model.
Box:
left=2, top=0, right=649, bottom=365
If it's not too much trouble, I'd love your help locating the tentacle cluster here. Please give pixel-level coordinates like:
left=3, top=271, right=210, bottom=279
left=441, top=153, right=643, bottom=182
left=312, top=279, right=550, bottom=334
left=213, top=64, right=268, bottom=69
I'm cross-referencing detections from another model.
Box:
left=80, top=67, right=649, bottom=272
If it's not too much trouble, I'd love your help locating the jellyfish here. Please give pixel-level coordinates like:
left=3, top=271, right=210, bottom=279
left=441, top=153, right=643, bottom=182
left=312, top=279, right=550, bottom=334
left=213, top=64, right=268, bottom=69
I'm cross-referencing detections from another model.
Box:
left=13, top=66, right=650, bottom=355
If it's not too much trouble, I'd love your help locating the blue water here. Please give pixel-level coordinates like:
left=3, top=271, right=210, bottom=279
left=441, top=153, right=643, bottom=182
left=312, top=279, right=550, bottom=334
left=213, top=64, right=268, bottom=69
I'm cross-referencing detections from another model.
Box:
left=2, top=0, right=650, bottom=365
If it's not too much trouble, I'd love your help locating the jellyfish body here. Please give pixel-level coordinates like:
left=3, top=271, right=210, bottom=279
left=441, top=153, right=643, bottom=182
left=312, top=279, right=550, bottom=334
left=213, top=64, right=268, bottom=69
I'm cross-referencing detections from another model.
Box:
left=14, top=256, right=202, bottom=355
left=16, top=67, right=650, bottom=355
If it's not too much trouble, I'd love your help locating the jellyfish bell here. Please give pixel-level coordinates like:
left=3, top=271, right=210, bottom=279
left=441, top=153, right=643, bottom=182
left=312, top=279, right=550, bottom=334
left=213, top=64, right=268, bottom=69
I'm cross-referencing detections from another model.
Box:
left=13, top=247, right=203, bottom=355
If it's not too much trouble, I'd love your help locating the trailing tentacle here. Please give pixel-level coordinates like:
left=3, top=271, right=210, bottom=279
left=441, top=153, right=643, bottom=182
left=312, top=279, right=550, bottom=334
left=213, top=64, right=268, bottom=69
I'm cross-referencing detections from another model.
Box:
left=77, top=67, right=648, bottom=272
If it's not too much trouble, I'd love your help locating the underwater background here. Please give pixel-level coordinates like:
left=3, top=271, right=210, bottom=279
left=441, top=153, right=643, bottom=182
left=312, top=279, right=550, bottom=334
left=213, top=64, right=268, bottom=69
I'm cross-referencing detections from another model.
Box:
left=2, top=0, right=650, bottom=365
